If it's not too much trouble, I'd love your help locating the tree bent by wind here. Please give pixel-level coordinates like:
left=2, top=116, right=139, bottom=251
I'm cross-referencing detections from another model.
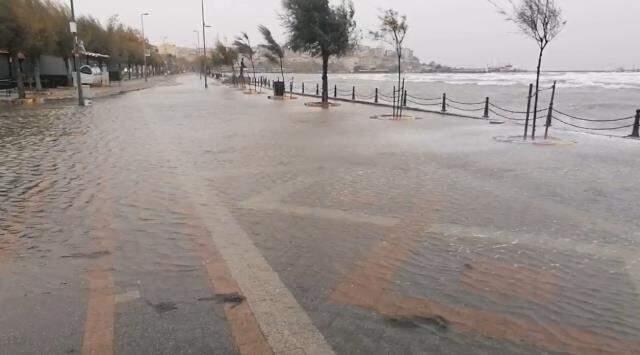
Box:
left=371, top=9, right=408, bottom=118
left=258, top=25, right=286, bottom=83
left=233, top=33, right=258, bottom=92
left=281, top=0, right=357, bottom=106
left=491, top=0, right=566, bottom=139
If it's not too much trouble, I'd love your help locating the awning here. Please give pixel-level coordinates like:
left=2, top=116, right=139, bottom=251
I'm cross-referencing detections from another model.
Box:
left=80, top=51, right=110, bottom=59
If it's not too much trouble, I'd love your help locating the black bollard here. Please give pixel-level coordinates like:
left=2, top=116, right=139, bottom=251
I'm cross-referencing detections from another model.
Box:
left=631, top=110, right=640, bottom=138
left=441, top=93, right=447, bottom=113
left=483, top=97, right=490, bottom=119
left=352, top=86, right=355, bottom=101
left=302, top=82, right=305, bottom=94
left=404, top=90, right=408, bottom=107
left=544, top=81, right=557, bottom=140
left=524, top=84, right=533, bottom=140
left=334, top=85, right=337, bottom=98
left=375, top=88, right=379, bottom=104
left=316, top=83, right=319, bottom=96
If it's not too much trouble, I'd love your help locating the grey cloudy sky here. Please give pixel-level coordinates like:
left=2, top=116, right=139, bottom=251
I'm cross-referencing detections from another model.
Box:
left=62, top=0, right=640, bottom=70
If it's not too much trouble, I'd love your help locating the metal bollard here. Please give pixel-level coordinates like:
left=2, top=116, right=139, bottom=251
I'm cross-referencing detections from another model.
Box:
left=442, top=93, right=447, bottom=113
left=631, top=110, right=640, bottom=138
left=544, top=81, right=557, bottom=140
left=352, top=86, right=355, bottom=101
left=404, top=90, right=408, bottom=106
left=334, top=85, right=337, bottom=98
left=316, top=83, right=319, bottom=96
left=302, top=82, right=305, bottom=94
left=375, top=88, right=378, bottom=104
left=290, top=81, right=293, bottom=93
left=483, top=97, right=490, bottom=118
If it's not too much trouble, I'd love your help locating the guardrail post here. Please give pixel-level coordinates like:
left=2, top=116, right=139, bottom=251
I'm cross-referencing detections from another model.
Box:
left=316, top=83, right=319, bottom=96
left=524, top=84, right=533, bottom=140
left=483, top=97, right=490, bottom=118
left=631, top=110, right=640, bottom=138
left=375, top=88, right=378, bottom=104
left=544, top=81, right=557, bottom=139
left=302, top=82, right=305, bottom=94
left=334, top=85, right=337, bottom=98
left=441, top=93, right=447, bottom=113
left=352, top=86, right=355, bottom=101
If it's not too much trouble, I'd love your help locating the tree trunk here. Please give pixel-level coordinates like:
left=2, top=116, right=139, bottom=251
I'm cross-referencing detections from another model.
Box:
left=279, top=58, right=285, bottom=82
left=64, top=57, right=73, bottom=86
left=13, top=54, right=26, bottom=99
left=321, top=53, right=329, bottom=104
left=531, top=47, right=544, bottom=140
left=33, top=57, right=43, bottom=91
left=396, top=54, right=402, bottom=117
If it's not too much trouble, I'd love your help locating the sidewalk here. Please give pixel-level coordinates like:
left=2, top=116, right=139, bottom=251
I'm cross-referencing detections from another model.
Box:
left=0, top=76, right=177, bottom=106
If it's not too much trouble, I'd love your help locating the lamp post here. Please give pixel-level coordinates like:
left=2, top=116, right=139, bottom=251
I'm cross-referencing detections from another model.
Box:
left=69, top=0, right=84, bottom=106
left=140, top=12, right=150, bottom=82
left=200, top=0, right=209, bottom=89
left=193, top=30, right=201, bottom=79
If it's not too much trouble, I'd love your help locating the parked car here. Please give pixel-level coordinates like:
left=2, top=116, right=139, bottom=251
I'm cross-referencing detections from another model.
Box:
left=77, top=65, right=102, bottom=86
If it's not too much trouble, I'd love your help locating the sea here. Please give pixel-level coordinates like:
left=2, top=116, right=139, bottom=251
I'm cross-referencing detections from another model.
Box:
left=268, top=72, right=640, bottom=136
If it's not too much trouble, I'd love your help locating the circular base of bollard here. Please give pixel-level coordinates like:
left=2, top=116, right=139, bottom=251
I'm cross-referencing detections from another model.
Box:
left=493, top=135, right=575, bottom=146
left=304, top=101, right=340, bottom=108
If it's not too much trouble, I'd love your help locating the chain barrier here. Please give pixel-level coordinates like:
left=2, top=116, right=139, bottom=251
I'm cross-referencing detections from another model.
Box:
left=552, top=109, right=634, bottom=122
left=552, top=115, right=635, bottom=131
left=446, top=103, right=486, bottom=112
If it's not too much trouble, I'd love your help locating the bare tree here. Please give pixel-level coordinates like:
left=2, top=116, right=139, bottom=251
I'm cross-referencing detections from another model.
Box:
left=371, top=9, right=408, bottom=118
left=491, top=0, right=566, bottom=139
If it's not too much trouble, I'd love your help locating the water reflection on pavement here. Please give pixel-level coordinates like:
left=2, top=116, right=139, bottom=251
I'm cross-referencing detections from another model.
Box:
left=1, top=75, right=640, bottom=355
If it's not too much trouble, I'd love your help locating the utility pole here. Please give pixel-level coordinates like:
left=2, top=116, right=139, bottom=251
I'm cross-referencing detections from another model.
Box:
left=141, top=13, right=150, bottom=82
left=69, top=0, right=84, bottom=106
left=193, top=30, right=201, bottom=79
left=201, top=0, right=208, bottom=89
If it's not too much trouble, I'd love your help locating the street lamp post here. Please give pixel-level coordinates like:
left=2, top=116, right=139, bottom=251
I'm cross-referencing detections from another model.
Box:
left=69, top=0, right=84, bottom=106
left=141, top=12, right=150, bottom=82
left=193, top=30, right=201, bottom=79
left=200, top=0, right=209, bottom=89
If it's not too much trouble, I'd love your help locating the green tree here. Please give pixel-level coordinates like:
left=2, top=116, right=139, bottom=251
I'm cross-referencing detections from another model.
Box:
left=0, top=0, right=28, bottom=98
left=281, top=0, right=357, bottom=104
left=211, top=41, right=239, bottom=79
left=258, top=25, right=285, bottom=82
left=50, top=2, right=75, bottom=85
left=371, top=9, right=408, bottom=117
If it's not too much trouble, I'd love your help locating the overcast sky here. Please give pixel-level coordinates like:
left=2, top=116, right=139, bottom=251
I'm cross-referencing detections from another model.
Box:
left=62, top=0, right=640, bottom=70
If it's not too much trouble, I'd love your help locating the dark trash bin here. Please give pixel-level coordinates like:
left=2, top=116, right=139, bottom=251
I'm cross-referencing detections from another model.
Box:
left=273, top=81, right=285, bottom=97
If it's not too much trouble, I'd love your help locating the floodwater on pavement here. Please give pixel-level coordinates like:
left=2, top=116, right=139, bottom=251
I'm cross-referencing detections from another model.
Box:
left=1, top=75, right=640, bottom=354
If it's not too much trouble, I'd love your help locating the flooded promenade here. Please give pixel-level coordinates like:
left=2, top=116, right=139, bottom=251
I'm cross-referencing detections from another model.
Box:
left=1, top=75, right=640, bottom=354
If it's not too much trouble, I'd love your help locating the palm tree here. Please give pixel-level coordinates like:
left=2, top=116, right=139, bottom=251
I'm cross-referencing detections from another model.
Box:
left=258, top=25, right=285, bottom=82
left=233, top=33, right=257, bottom=90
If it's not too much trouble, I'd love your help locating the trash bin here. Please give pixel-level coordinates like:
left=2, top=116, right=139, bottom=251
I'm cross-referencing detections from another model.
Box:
left=273, top=81, right=285, bottom=97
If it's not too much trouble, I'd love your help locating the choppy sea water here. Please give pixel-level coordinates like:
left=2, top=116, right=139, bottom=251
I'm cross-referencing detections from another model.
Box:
left=267, top=72, right=640, bottom=135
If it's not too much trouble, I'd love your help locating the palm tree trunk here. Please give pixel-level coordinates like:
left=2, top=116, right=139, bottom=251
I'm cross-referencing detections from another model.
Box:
left=33, top=57, right=42, bottom=91
left=531, top=47, right=544, bottom=140
left=279, top=58, right=285, bottom=82
left=13, top=54, right=26, bottom=99
left=322, top=53, right=329, bottom=104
